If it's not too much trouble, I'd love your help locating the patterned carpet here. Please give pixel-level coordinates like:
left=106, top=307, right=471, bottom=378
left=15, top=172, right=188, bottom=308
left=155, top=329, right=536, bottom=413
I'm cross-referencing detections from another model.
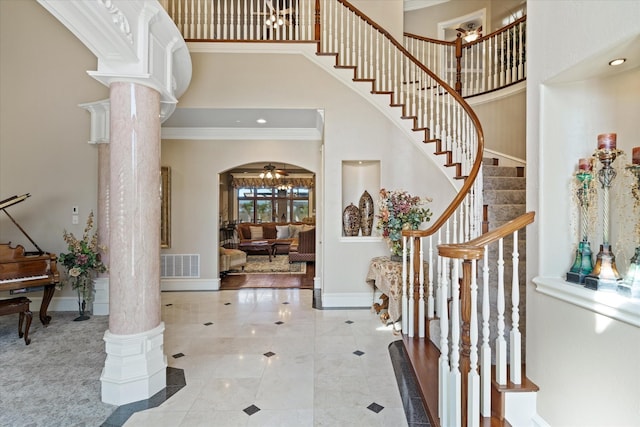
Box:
left=228, top=254, right=307, bottom=275
left=0, top=310, right=115, bottom=426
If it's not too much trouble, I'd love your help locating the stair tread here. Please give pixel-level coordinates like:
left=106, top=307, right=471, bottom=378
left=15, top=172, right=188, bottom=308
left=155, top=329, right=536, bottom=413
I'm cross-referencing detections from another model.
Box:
left=492, top=366, right=539, bottom=393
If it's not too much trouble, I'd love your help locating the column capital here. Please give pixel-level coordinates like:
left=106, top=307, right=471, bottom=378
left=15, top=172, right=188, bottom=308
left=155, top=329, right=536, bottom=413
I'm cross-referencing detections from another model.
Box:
left=37, top=0, right=190, bottom=119
left=79, top=99, right=110, bottom=144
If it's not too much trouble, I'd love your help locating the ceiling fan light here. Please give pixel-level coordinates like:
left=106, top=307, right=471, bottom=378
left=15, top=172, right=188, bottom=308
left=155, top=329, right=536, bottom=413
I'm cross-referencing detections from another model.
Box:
left=270, top=14, right=276, bottom=22
left=265, top=18, right=272, bottom=26
left=464, top=32, right=479, bottom=42
left=277, top=18, right=284, bottom=26
left=609, top=58, right=626, bottom=66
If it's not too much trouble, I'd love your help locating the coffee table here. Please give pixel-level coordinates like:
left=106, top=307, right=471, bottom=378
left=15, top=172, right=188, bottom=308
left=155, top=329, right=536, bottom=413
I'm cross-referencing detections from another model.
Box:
left=239, top=240, right=276, bottom=262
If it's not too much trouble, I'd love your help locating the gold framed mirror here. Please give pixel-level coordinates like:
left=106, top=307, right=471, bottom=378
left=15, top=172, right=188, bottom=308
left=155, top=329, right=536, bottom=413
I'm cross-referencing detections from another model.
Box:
left=161, top=166, right=171, bottom=248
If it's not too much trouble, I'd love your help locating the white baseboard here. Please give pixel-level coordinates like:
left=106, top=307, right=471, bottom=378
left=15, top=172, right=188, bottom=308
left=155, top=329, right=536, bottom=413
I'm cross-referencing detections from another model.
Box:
left=321, top=292, right=373, bottom=308
left=161, top=278, right=219, bottom=291
left=314, top=276, right=321, bottom=289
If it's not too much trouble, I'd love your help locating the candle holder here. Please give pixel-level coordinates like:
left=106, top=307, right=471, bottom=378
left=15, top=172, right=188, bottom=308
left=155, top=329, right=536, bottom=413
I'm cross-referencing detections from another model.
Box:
left=584, top=146, right=624, bottom=291
left=617, top=164, right=640, bottom=299
left=566, top=166, right=595, bottom=284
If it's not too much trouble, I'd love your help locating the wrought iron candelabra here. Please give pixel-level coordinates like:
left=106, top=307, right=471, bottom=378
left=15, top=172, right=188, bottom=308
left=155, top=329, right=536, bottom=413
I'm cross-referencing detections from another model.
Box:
left=566, top=162, right=594, bottom=284
left=584, top=135, right=623, bottom=291
left=618, top=161, right=640, bottom=298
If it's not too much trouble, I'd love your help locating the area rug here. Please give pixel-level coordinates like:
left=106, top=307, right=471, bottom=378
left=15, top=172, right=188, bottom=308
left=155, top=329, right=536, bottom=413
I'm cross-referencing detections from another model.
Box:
left=228, top=254, right=307, bottom=275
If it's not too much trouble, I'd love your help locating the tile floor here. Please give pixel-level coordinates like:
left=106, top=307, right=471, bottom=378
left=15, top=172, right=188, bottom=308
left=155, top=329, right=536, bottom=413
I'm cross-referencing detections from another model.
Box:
left=118, top=289, right=415, bottom=427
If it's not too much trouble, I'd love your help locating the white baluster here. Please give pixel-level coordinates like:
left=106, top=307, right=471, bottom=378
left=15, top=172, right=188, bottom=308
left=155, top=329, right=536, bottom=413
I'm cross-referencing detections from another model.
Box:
left=449, top=257, right=461, bottom=427
left=401, top=235, right=408, bottom=334
left=435, top=228, right=442, bottom=318
left=215, top=0, right=221, bottom=40
left=495, top=238, right=507, bottom=385
left=427, top=234, right=434, bottom=319
left=468, top=258, right=480, bottom=427
left=438, top=256, right=450, bottom=426
left=510, top=230, right=522, bottom=384
left=408, top=237, right=415, bottom=337
left=480, top=245, right=491, bottom=416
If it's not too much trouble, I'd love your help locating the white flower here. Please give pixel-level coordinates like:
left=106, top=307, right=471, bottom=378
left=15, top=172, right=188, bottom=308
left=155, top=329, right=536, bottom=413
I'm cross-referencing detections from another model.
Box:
left=69, top=267, right=82, bottom=277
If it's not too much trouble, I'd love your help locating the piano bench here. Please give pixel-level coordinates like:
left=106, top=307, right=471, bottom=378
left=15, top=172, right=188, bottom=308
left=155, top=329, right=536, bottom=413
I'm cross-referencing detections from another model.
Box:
left=0, top=296, right=32, bottom=345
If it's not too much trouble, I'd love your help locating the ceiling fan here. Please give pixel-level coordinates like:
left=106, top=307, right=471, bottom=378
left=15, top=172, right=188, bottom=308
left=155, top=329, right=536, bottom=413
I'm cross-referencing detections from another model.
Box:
left=253, top=0, right=293, bottom=27
left=456, top=22, right=482, bottom=43
left=259, top=163, right=289, bottom=179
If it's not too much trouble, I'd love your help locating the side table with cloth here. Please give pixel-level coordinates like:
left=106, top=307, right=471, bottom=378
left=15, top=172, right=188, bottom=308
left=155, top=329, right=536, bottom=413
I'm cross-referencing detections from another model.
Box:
left=366, top=256, right=429, bottom=325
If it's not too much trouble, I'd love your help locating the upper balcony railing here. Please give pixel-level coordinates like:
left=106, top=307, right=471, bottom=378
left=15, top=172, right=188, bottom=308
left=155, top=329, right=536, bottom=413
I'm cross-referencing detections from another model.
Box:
left=404, top=16, right=527, bottom=98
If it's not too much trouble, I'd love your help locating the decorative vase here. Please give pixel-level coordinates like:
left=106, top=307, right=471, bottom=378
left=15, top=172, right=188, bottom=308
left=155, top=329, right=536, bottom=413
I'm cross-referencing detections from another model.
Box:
left=342, top=203, right=361, bottom=236
left=73, top=277, right=92, bottom=321
left=74, top=298, right=90, bottom=322
left=358, top=190, right=374, bottom=236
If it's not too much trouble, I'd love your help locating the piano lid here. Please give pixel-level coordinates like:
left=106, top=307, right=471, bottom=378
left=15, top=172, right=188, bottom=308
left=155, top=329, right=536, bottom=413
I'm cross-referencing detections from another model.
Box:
left=0, top=193, right=44, bottom=255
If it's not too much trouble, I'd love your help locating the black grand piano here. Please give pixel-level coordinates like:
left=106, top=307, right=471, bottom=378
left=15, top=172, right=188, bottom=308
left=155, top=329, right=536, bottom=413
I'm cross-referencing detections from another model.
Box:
left=0, top=193, right=60, bottom=325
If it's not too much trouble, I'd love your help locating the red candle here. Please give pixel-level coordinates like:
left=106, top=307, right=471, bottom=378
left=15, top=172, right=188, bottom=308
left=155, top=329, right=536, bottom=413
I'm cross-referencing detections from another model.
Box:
left=633, top=146, right=640, bottom=165
left=578, top=158, right=592, bottom=171
left=597, top=133, right=617, bottom=150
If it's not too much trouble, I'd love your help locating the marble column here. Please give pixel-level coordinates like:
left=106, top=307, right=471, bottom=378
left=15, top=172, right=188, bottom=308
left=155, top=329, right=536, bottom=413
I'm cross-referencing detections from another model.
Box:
left=93, top=142, right=110, bottom=315
left=101, top=81, right=166, bottom=406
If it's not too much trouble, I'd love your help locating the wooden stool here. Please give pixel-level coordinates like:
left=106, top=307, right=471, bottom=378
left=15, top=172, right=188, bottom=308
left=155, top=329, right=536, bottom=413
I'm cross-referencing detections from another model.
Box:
left=0, top=297, right=33, bottom=345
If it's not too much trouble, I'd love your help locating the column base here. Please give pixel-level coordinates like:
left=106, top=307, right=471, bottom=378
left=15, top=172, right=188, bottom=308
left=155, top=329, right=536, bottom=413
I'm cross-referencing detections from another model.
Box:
left=584, top=276, right=621, bottom=292
left=93, top=277, right=109, bottom=315
left=566, top=271, right=588, bottom=285
left=101, top=322, right=167, bottom=406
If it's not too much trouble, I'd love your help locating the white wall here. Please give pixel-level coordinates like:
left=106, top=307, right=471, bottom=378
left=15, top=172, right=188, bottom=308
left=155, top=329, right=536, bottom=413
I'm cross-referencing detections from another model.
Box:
left=162, top=50, right=455, bottom=304
left=527, top=1, right=640, bottom=425
left=0, top=0, right=108, bottom=304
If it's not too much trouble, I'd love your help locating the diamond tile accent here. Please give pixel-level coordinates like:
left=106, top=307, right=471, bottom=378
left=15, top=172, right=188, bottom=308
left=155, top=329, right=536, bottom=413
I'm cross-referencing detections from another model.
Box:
left=172, top=352, right=185, bottom=359
left=165, top=303, right=173, bottom=306
left=282, top=301, right=290, bottom=304
left=367, top=402, right=384, bottom=413
left=353, top=350, right=365, bottom=356
left=204, top=322, right=213, bottom=326
left=345, top=320, right=354, bottom=324
left=275, top=321, right=284, bottom=325
left=263, top=351, right=276, bottom=358
left=224, top=302, right=231, bottom=306
left=243, top=404, right=261, bottom=416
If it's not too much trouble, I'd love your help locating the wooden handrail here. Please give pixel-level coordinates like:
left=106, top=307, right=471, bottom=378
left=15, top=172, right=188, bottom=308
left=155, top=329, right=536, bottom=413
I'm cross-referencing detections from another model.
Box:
left=438, top=211, right=535, bottom=259
left=332, top=0, right=486, bottom=241
left=463, top=15, right=527, bottom=48
left=403, top=32, right=455, bottom=46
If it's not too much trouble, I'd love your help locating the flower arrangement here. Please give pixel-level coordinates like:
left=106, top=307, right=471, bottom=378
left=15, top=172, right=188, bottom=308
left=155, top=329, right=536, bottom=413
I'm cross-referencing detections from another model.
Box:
left=59, top=211, right=107, bottom=306
left=375, top=188, right=432, bottom=257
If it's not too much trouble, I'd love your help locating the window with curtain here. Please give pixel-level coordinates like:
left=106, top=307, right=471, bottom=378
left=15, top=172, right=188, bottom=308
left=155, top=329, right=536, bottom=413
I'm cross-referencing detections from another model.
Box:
left=237, top=186, right=309, bottom=223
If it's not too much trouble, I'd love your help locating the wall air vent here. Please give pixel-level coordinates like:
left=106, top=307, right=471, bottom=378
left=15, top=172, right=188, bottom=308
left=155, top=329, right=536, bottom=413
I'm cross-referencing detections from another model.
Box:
left=160, top=254, right=200, bottom=278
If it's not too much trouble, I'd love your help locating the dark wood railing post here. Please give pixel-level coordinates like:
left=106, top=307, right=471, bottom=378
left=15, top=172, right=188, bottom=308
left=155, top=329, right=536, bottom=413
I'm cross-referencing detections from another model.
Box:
left=314, top=0, right=321, bottom=41
left=460, top=258, right=473, bottom=427
left=455, top=35, right=463, bottom=94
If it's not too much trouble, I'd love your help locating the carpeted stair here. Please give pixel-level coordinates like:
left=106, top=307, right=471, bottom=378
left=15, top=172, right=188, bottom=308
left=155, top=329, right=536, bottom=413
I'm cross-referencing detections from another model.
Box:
left=429, top=158, right=527, bottom=360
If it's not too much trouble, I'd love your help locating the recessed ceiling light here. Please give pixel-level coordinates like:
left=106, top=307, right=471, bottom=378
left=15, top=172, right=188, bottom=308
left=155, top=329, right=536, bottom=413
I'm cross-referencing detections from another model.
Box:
left=608, top=58, right=626, bottom=66
left=256, top=118, right=267, bottom=124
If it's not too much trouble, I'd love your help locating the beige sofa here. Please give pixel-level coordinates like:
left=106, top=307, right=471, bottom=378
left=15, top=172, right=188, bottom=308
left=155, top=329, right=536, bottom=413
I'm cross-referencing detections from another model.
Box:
left=219, top=247, right=247, bottom=276
left=236, top=222, right=313, bottom=254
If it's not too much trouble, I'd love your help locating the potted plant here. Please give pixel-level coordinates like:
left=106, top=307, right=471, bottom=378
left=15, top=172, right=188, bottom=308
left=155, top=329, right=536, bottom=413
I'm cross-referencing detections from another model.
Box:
left=59, top=211, right=107, bottom=321
left=375, top=188, right=432, bottom=261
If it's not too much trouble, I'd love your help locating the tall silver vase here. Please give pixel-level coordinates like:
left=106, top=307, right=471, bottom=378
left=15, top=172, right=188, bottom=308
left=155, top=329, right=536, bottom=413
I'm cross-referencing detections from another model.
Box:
left=359, top=190, right=374, bottom=236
